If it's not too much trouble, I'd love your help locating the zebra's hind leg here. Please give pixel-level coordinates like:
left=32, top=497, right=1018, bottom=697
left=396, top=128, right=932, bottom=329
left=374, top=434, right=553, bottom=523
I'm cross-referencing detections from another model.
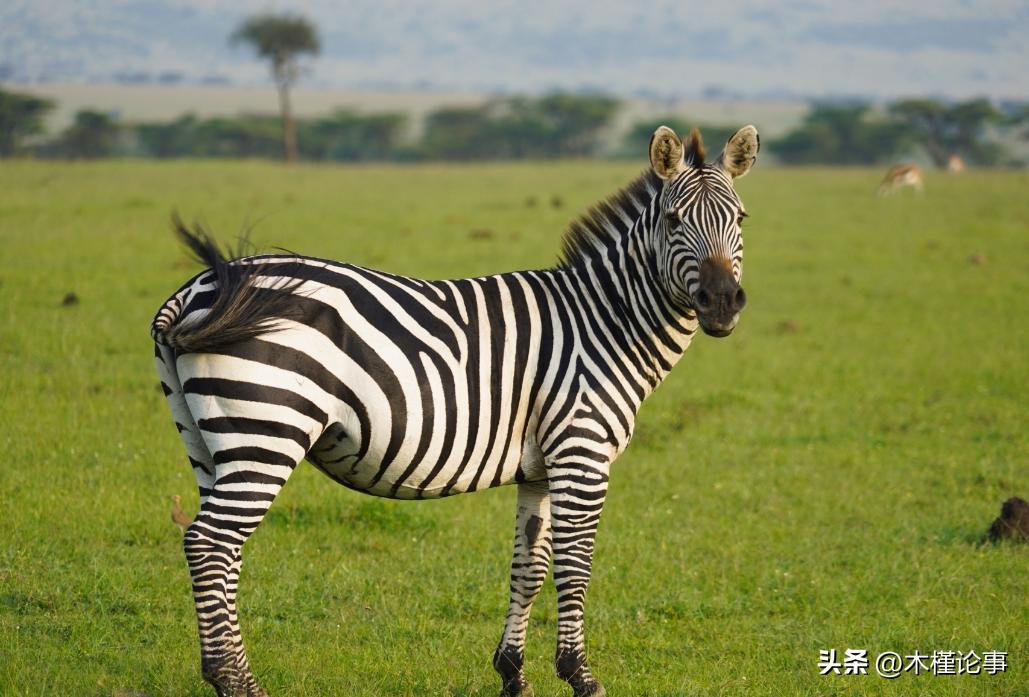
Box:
left=157, top=345, right=281, bottom=696
left=169, top=358, right=317, bottom=696
left=183, top=440, right=301, bottom=697
left=494, top=481, right=552, bottom=697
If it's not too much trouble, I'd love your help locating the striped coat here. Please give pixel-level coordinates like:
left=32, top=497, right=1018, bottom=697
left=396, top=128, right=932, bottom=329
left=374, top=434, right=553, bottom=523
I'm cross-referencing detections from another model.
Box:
left=152, top=124, right=760, bottom=697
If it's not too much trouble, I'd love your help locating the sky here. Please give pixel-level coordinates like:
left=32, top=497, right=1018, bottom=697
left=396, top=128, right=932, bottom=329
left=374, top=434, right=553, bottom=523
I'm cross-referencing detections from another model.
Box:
left=2, top=0, right=1027, bottom=100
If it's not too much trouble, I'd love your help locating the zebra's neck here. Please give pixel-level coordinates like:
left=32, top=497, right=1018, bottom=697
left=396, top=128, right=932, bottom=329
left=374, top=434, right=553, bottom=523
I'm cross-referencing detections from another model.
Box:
left=560, top=194, right=698, bottom=409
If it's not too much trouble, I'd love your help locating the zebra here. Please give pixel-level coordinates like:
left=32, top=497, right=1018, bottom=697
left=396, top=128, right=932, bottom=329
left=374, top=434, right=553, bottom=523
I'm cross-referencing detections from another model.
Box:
left=151, top=124, right=759, bottom=697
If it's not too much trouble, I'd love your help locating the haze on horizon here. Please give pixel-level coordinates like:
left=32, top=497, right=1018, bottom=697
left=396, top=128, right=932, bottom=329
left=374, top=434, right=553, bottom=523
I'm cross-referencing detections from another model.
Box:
left=2, top=0, right=1027, bottom=101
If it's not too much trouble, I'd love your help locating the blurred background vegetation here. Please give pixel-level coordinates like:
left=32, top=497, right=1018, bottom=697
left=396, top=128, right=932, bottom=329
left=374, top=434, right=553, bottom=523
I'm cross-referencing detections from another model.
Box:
left=2, top=10, right=1027, bottom=168
left=4, top=85, right=1027, bottom=167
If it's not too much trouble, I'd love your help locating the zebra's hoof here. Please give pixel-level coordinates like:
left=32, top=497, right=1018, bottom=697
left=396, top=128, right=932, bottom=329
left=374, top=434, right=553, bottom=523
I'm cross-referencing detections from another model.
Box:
left=572, top=682, right=605, bottom=697
left=207, top=671, right=245, bottom=697
left=500, top=675, right=533, bottom=696
left=211, top=682, right=267, bottom=697
left=203, top=657, right=266, bottom=697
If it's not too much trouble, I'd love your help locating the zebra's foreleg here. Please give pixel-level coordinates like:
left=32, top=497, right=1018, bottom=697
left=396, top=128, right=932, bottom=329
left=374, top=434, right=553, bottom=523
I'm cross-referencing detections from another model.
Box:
left=549, top=463, right=609, bottom=697
left=494, top=480, right=552, bottom=697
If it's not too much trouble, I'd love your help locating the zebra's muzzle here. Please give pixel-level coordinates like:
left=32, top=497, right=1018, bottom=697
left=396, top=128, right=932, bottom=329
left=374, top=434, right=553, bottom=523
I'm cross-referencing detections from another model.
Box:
left=698, top=314, right=739, bottom=337
left=694, top=258, right=746, bottom=338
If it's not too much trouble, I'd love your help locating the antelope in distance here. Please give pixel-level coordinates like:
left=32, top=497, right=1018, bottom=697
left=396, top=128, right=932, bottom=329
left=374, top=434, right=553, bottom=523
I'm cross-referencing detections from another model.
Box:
left=947, top=154, right=967, bottom=173
left=878, top=163, right=924, bottom=196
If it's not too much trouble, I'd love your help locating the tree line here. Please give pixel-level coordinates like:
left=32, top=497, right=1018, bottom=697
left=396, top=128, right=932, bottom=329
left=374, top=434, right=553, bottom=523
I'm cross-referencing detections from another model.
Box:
left=5, top=13, right=1024, bottom=167
left=2, top=86, right=1026, bottom=166
left=770, top=99, right=1020, bottom=168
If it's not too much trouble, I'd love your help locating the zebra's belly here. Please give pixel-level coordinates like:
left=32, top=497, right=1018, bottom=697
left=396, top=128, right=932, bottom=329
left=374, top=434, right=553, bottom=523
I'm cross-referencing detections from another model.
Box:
left=308, top=422, right=542, bottom=499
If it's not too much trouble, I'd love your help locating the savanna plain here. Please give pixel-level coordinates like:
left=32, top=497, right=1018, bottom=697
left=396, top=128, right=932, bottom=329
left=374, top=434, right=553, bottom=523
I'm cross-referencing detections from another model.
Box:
left=0, top=160, right=1025, bottom=696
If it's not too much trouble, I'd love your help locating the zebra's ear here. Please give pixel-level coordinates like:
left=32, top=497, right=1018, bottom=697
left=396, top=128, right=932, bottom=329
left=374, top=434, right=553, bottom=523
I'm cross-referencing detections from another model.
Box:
left=649, top=126, right=686, bottom=180
left=716, top=125, right=760, bottom=179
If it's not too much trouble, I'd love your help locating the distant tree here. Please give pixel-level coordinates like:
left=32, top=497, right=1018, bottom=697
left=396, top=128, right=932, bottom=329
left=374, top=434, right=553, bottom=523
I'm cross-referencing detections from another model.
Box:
left=298, top=110, right=407, bottom=161
left=137, top=114, right=288, bottom=159
left=418, top=106, right=497, bottom=160
left=531, top=93, right=620, bottom=156
left=1005, top=105, right=1029, bottom=161
left=58, top=110, right=120, bottom=159
left=136, top=115, right=201, bottom=158
left=418, top=94, right=620, bottom=161
left=0, top=88, right=54, bottom=156
left=770, top=103, right=913, bottom=165
left=618, top=118, right=735, bottom=159
left=133, top=111, right=407, bottom=161
left=191, top=116, right=282, bottom=159
left=1006, top=103, right=1029, bottom=140
left=888, top=98, right=1003, bottom=167
left=232, top=13, right=320, bottom=163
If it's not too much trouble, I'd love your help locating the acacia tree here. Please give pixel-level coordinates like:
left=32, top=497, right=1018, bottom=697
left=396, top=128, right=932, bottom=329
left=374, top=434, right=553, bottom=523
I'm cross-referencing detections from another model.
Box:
left=232, top=13, right=320, bottom=163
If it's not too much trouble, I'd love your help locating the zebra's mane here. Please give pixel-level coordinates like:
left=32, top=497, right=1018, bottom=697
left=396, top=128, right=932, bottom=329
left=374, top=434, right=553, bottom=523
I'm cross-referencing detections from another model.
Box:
left=557, top=169, right=662, bottom=269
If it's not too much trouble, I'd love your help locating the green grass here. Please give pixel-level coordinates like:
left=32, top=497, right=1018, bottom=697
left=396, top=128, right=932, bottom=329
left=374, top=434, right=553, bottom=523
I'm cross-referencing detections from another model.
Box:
left=0, top=160, right=1026, bottom=697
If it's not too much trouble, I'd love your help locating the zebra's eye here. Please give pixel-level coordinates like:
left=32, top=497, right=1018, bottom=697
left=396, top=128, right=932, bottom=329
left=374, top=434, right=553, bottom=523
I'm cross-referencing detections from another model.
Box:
left=737, top=213, right=747, bottom=226
left=665, top=211, right=681, bottom=227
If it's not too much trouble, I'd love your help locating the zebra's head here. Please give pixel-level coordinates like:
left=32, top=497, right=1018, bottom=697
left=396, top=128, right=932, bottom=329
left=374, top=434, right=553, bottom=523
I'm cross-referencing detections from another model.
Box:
left=649, top=125, right=760, bottom=337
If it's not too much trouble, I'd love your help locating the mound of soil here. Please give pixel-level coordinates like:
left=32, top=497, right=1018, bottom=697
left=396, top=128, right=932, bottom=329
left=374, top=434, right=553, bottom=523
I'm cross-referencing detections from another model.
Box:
left=986, top=497, right=1029, bottom=543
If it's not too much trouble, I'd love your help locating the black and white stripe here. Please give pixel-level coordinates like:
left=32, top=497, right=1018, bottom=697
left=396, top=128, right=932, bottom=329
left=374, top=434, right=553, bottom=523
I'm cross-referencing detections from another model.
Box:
left=152, top=125, right=759, bottom=697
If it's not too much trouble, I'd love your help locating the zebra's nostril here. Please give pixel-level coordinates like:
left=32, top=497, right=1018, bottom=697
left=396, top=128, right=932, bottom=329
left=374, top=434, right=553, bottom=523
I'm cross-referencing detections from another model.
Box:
left=695, top=289, right=711, bottom=310
left=733, top=287, right=747, bottom=312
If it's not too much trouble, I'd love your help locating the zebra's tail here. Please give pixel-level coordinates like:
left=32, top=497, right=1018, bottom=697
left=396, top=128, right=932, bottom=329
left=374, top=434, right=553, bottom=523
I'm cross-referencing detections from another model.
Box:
left=150, top=214, right=303, bottom=354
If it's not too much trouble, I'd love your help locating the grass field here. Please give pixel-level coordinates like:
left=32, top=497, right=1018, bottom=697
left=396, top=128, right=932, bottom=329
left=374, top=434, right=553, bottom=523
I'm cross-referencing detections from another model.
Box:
left=0, top=160, right=1026, bottom=696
